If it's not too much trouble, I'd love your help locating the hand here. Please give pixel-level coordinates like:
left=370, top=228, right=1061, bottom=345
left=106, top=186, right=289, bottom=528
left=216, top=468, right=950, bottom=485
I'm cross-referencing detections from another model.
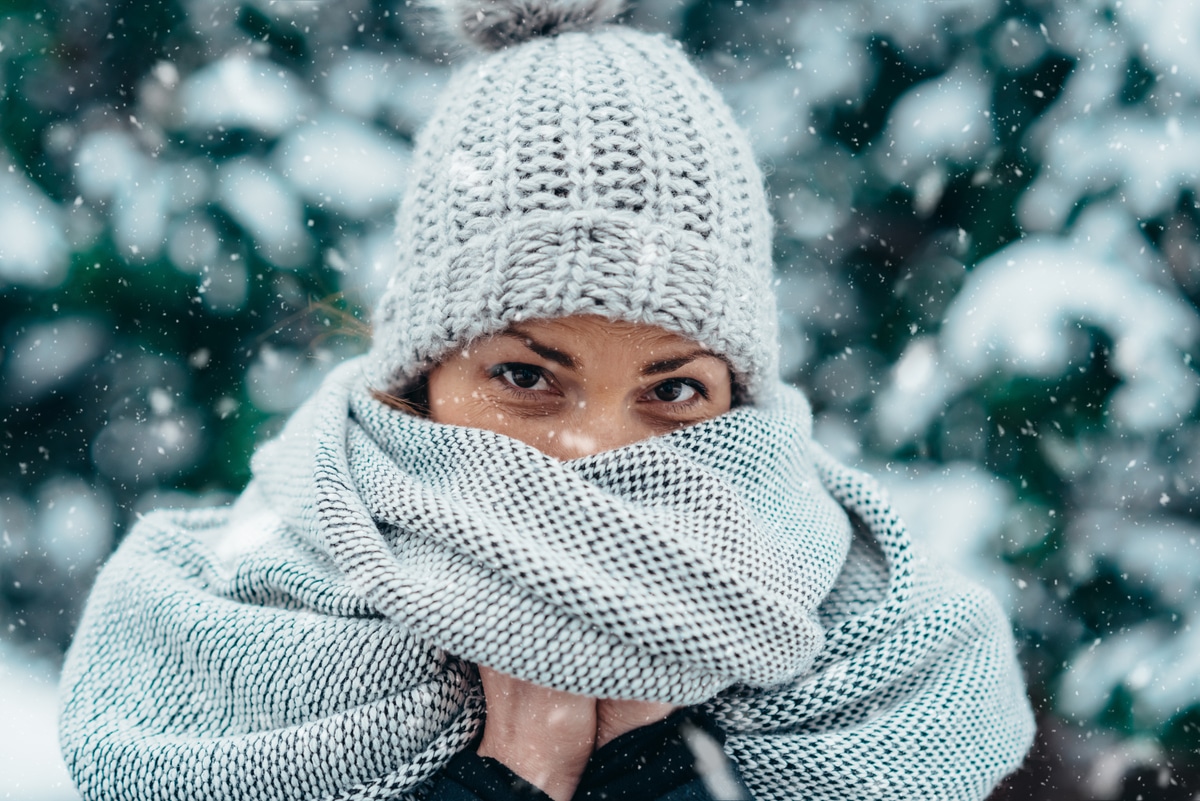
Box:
left=595, top=698, right=678, bottom=748
left=475, top=666, right=597, bottom=801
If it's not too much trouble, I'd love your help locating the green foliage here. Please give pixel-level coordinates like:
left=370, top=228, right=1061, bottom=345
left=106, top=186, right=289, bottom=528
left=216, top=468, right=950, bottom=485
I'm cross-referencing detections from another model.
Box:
left=2, top=0, right=1198, bottom=795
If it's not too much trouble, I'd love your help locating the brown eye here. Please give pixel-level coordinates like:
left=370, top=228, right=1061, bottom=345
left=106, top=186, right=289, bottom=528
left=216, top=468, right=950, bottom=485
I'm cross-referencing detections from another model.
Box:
left=652, top=379, right=703, bottom=403
left=492, top=363, right=550, bottom=392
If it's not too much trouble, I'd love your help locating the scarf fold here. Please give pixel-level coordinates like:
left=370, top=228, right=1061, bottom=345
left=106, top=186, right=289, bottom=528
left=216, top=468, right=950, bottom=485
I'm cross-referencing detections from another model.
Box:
left=60, top=359, right=1035, bottom=801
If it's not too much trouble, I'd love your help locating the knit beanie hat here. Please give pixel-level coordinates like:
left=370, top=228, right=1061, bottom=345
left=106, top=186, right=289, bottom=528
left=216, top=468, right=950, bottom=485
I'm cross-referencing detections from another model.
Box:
left=365, top=0, right=778, bottom=402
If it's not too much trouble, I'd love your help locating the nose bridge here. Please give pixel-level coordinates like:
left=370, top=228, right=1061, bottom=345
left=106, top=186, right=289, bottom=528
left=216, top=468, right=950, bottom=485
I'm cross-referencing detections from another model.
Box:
left=556, top=397, right=640, bottom=459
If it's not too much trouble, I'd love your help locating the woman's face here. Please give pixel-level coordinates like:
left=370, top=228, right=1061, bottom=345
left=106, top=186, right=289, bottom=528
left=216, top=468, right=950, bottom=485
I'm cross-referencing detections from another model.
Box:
left=426, top=315, right=734, bottom=460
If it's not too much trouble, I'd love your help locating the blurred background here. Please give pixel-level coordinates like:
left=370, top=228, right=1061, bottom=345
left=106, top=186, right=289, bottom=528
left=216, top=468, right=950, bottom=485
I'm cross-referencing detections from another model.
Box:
left=1, top=0, right=1197, bottom=797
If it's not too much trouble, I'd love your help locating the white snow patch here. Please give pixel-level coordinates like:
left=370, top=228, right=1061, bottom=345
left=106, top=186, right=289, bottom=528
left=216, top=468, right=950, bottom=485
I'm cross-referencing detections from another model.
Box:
left=323, top=54, right=447, bottom=132
left=0, top=642, right=80, bottom=800
left=878, top=62, right=996, bottom=182
left=1065, top=201, right=1166, bottom=284
left=783, top=4, right=871, bottom=102
left=872, top=460, right=1015, bottom=608
left=91, top=401, right=204, bottom=483
left=776, top=183, right=848, bottom=241
left=166, top=212, right=221, bottom=274
left=0, top=491, right=34, bottom=553
left=246, top=345, right=330, bottom=414
left=324, top=52, right=396, bottom=120
left=2, top=318, right=106, bottom=403
left=199, top=258, right=249, bottom=314
left=1119, top=0, right=1200, bottom=94
left=1136, top=623, right=1200, bottom=725
left=1059, top=621, right=1200, bottom=728
left=1067, top=511, right=1200, bottom=608
left=728, top=70, right=822, bottom=161
left=1086, top=737, right=1165, bottom=800
left=34, top=476, right=115, bottom=573
left=74, top=130, right=142, bottom=201
left=1058, top=625, right=1164, bottom=721
left=940, top=237, right=1199, bottom=433
left=332, top=228, right=403, bottom=307
left=989, top=17, right=1047, bottom=71
left=872, top=336, right=954, bottom=446
left=216, top=158, right=310, bottom=269
left=76, top=131, right=210, bottom=262
left=179, top=56, right=313, bottom=137
left=1021, top=111, right=1200, bottom=228
left=867, top=0, right=1000, bottom=60
left=812, top=412, right=863, bottom=466
left=114, top=170, right=174, bottom=261
left=0, top=169, right=69, bottom=288
left=274, top=115, right=410, bottom=218
left=725, top=1, right=871, bottom=160
left=1058, top=509, right=1200, bottom=726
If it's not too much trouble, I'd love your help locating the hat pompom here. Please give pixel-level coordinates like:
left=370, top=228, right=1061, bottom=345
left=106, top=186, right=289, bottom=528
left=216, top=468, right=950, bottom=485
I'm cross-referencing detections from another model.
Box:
left=431, top=0, right=626, bottom=52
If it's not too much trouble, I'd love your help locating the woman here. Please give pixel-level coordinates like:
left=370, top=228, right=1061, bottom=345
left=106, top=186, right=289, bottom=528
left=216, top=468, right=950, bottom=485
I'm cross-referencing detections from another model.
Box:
left=409, top=315, right=749, bottom=801
left=59, top=2, right=1036, bottom=800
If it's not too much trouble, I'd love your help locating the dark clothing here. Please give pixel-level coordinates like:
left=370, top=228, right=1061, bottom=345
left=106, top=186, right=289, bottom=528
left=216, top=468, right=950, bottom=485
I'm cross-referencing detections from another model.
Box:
left=426, top=709, right=749, bottom=801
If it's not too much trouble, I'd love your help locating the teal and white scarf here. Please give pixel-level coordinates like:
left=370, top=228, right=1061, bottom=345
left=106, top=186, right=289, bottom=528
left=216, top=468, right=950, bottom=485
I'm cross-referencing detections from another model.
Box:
left=60, top=359, right=1034, bottom=800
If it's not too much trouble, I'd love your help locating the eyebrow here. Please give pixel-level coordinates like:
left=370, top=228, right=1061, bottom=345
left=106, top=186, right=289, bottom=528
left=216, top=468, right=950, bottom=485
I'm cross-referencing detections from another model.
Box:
left=499, top=330, right=577, bottom=368
left=502, top=328, right=727, bottom=377
left=641, top=350, right=724, bottom=376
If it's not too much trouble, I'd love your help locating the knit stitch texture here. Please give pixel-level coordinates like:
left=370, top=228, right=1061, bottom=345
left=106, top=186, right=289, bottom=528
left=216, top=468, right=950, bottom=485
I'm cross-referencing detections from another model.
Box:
left=60, top=361, right=1035, bottom=800
left=365, top=25, right=778, bottom=402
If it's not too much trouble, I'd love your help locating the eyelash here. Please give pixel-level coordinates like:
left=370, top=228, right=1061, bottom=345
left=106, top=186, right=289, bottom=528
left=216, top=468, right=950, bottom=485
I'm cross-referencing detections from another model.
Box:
left=490, top=363, right=554, bottom=399
left=647, top=378, right=708, bottom=407
left=489, top=363, right=709, bottom=408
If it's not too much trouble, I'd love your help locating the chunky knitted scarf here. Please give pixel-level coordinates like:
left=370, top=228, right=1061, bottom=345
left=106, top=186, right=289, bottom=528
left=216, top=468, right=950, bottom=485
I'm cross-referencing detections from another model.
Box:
left=60, top=360, right=1035, bottom=801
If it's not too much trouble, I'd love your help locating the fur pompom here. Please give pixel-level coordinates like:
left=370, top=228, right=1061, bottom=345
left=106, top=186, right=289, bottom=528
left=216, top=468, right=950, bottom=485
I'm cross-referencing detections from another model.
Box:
left=431, top=0, right=627, bottom=51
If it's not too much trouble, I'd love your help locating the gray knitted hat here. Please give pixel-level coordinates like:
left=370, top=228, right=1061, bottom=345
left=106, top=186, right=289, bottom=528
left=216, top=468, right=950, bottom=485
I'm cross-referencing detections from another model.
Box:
left=365, top=0, right=778, bottom=402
